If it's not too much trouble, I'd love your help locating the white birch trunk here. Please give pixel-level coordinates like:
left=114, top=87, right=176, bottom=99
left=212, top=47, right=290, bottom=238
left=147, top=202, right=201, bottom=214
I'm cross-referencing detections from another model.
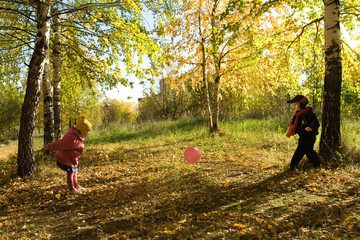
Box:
left=17, top=0, right=52, bottom=177
left=52, top=7, right=62, bottom=140
left=42, top=53, right=54, bottom=149
left=319, top=0, right=342, bottom=161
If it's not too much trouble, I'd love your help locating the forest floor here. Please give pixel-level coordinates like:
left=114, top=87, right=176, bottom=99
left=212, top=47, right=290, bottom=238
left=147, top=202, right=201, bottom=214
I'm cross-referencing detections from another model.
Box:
left=1, top=122, right=360, bottom=239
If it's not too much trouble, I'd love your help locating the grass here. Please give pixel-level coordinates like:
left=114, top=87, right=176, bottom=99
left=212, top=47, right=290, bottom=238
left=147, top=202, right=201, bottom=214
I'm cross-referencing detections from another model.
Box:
left=87, top=119, right=207, bottom=145
left=1, top=118, right=360, bottom=239
left=341, top=118, right=360, bottom=159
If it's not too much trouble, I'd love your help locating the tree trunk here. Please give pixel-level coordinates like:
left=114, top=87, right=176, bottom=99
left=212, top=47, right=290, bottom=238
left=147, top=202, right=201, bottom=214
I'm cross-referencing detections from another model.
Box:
left=42, top=53, right=54, bottom=150
left=211, top=75, right=220, bottom=132
left=202, top=46, right=214, bottom=131
left=17, top=0, right=51, bottom=177
left=198, top=13, right=213, bottom=131
left=319, top=0, right=342, bottom=162
left=52, top=7, right=62, bottom=140
left=209, top=0, right=220, bottom=133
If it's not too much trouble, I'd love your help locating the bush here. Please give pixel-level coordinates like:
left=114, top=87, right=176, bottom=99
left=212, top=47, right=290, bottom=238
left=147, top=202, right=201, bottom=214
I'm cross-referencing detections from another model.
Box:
left=101, top=98, right=137, bottom=127
left=137, top=86, right=192, bottom=122
left=0, top=87, right=23, bottom=142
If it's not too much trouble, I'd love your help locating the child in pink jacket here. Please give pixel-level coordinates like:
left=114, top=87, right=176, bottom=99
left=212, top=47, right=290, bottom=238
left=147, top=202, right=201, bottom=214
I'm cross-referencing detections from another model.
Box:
left=46, top=116, right=92, bottom=194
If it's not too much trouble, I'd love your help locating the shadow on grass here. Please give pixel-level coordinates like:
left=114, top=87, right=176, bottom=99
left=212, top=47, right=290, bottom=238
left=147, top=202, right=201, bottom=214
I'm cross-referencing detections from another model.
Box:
left=41, top=164, right=334, bottom=239
left=79, top=168, right=359, bottom=239
left=2, top=141, right=359, bottom=239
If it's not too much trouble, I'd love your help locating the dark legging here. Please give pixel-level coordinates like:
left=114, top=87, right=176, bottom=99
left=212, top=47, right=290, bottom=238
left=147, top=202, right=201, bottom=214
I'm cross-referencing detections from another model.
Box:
left=290, top=136, right=321, bottom=168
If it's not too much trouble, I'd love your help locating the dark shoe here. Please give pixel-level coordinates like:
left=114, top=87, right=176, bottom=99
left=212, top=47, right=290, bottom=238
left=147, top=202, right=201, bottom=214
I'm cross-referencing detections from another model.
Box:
left=289, top=166, right=297, bottom=171
left=286, top=166, right=297, bottom=173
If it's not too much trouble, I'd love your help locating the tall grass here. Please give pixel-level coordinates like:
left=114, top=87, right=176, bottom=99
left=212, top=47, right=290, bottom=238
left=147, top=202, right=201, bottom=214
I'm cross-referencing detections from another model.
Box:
left=222, top=118, right=289, bottom=144
left=86, top=118, right=295, bottom=165
left=86, top=117, right=359, bottom=163
left=87, top=118, right=294, bottom=148
left=86, top=118, right=208, bottom=145
left=87, top=118, right=290, bottom=146
left=341, top=118, right=360, bottom=148
left=340, top=119, right=360, bottom=163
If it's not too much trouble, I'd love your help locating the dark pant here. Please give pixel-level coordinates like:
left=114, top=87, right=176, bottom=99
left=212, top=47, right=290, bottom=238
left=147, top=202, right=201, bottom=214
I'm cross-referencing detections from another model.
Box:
left=290, top=136, right=321, bottom=168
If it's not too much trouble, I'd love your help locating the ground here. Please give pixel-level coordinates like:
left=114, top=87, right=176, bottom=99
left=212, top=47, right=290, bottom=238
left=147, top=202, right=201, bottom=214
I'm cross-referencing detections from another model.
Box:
left=1, top=134, right=360, bottom=239
left=0, top=141, right=17, bottom=160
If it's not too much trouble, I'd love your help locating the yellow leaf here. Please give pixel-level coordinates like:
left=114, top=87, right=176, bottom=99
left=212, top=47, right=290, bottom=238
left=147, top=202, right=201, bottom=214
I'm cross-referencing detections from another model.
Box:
left=232, top=223, right=247, bottom=229
left=55, top=194, right=61, bottom=200
left=280, top=180, right=288, bottom=185
left=248, top=229, right=261, bottom=236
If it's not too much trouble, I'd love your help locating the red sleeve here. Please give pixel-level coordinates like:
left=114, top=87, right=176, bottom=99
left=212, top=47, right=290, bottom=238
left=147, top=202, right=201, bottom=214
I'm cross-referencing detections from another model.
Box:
left=47, top=134, right=82, bottom=151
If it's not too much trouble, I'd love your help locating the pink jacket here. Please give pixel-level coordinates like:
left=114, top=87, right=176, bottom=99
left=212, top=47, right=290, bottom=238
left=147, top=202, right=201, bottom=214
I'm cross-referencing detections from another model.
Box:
left=47, top=126, right=85, bottom=168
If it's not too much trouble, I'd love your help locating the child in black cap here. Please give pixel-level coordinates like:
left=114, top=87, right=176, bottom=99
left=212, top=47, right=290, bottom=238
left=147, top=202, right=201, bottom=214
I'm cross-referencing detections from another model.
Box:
left=286, top=95, right=321, bottom=170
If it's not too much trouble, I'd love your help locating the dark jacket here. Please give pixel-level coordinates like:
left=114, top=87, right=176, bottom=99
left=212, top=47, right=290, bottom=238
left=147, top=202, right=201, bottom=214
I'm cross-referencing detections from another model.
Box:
left=291, top=108, right=319, bottom=137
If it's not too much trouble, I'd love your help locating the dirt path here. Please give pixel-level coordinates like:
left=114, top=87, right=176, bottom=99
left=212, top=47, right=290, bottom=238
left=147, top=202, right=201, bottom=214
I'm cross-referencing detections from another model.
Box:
left=0, top=141, right=17, bottom=160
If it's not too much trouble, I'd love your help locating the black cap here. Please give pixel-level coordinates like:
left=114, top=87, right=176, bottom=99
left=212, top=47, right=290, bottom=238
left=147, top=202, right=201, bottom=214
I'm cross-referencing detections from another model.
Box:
left=287, top=95, right=307, bottom=103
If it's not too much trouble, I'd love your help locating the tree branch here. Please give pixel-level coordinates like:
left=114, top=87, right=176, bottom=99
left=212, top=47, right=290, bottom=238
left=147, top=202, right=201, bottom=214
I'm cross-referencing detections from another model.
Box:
left=0, top=26, right=36, bottom=38
left=342, top=40, right=360, bottom=60
left=286, top=17, right=324, bottom=53
left=0, top=31, right=35, bottom=51
left=0, top=6, right=36, bottom=22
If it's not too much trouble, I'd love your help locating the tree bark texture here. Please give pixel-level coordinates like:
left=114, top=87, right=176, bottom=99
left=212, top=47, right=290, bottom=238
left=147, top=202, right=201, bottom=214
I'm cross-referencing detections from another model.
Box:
left=17, top=0, right=51, bottom=177
left=198, top=13, right=213, bottom=131
left=209, top=0, right=220, bottom=133
left=212, top=75, right=220, bottom=132
left=52, top=7, right=62, bottom=140
left=319, top=0, right=342, bottom=161
left=42, top=54, right=54, bottom=148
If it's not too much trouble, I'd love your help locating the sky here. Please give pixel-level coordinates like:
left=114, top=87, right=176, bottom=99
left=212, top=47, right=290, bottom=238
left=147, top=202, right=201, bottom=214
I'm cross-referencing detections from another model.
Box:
left=105, top=80, right=153, bottom=103
left=105, top=9, right=156, bottom=104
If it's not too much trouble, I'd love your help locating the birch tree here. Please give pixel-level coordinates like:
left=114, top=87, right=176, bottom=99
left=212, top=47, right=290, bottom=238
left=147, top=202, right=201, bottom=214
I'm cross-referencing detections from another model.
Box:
left=52, top=7, right=62, bottom=140
left=17, top=0, right=52, bottom=177
left=41, top=52, right=54, bottom=149
left=319, top=0, right=342, bottom=161
left=1, top=0, right=163, bottom=176
left=50, top=1, right=163, bottom=130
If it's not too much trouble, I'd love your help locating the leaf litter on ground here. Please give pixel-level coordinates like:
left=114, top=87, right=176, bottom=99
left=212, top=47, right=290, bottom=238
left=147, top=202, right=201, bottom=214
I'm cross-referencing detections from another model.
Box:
left=1, top=127, right=360, bottom=239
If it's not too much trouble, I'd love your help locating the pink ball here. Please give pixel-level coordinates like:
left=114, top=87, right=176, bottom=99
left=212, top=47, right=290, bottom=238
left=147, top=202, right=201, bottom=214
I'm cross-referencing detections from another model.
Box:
left=184, top=146, right=201, bottom=163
